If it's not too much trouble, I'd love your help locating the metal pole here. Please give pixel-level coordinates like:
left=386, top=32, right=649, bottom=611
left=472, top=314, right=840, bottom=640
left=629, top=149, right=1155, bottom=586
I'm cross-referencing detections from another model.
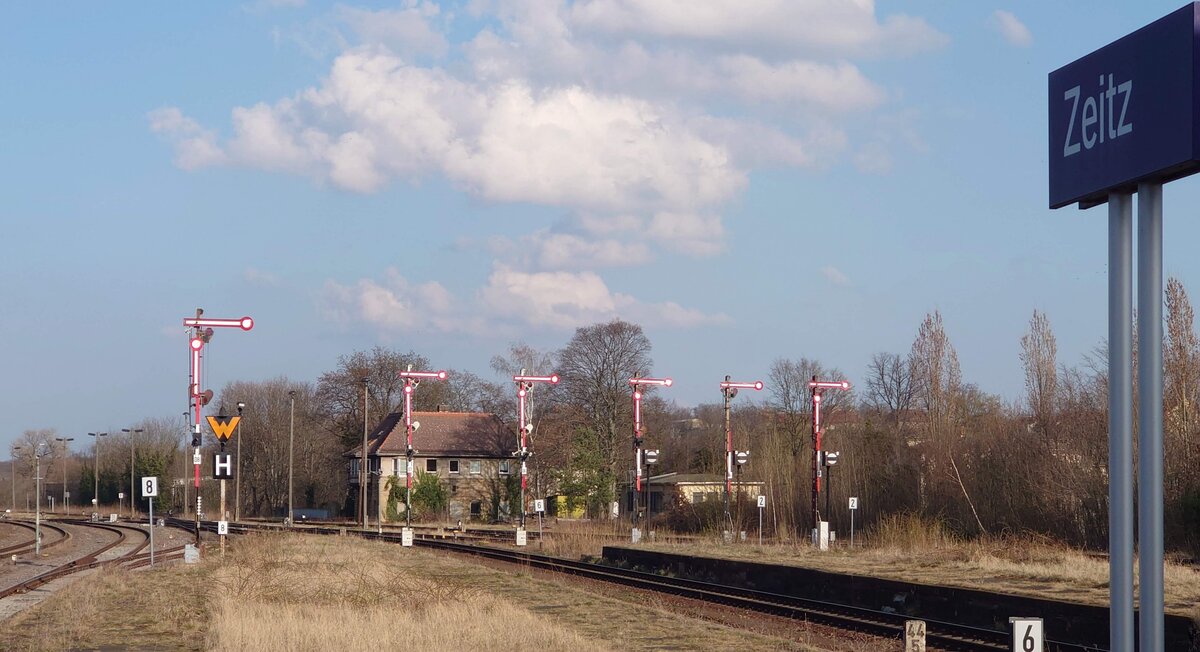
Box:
left=405, top=380, right=413, bottom=528
left=129, top=431, right=135, bottom=518
left=149, top=493, right=154, bottom=567
left=825, top=463, right=831, bottom=531
left=35, top=450, right=42, bottom=555
left=220, top=475, right=226, bottom=556
left=1108, top=191, right=1134, bottom=652
left=851, top=508, right=855, bottom=548
left=1137, top=181, right=1164, bottom=652
left=235, top=404, right=243, bottom=522
left=811, top=382, right=821, bottom=537
left=361, top=378, right=368, bottom=530
left=10, top=447, right=16, bottom=513
left=288, top=390, right=295, bottom=526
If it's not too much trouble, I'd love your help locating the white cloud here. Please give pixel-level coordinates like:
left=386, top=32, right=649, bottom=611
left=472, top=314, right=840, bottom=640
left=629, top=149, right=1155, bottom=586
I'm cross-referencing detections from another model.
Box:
left=321, top=268, right=465, bottom=332
left=480, top=266, right=729, bottom=330
left=148, top=107, right=226, bottom=169
left=568, top=0, right=947, bottom=59
left=991, top=10, right=1032, bottom=47
left=336, top=4, right=448, bottom=58
left=821, top=265, right=852, bottom=287
left=243, top=267, right=281, bottom=287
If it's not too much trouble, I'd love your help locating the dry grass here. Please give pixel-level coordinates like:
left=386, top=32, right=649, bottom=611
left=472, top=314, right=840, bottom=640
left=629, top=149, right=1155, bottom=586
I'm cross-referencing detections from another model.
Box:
left=0, top=561, right=210, bottom=651
left=537, top=519, right=696, bottom=559
left=637, top=513, right=1200, bottom=616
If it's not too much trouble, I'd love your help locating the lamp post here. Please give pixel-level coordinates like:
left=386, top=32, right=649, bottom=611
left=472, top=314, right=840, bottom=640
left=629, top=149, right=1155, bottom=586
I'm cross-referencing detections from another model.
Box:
left=361, top=377, right=369, bottom=530
left=122, top=427, right=144, bottom=518
left=87, top=433, right=106, bottom=512
left=288, top=390, right=295, bottom=527
left=34, top=442, right=47, bottom=555
left=11, top=445, right=22, bottom=514
left=235, top=402, right=245, bottom=522
left=54, top=437, right=74, bottom=514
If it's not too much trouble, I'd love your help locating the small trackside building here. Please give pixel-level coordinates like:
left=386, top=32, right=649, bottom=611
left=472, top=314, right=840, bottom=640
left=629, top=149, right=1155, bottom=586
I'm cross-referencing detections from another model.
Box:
left=346, top=409, right=518, bottom=523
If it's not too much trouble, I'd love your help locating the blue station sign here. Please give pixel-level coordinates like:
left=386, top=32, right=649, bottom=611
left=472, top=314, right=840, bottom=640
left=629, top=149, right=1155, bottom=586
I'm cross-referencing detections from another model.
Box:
left=1049, top=3, right=1200, bottom=209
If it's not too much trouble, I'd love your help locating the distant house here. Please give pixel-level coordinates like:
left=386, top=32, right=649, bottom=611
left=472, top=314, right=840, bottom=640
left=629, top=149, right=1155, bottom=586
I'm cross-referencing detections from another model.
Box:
left=346, top=408, right=517, bottom=523
left=621, top=472, right=765, bottom=516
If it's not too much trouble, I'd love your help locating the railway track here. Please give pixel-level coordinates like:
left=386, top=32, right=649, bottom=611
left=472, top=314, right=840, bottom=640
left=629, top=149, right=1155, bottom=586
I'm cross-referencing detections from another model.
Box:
left=0, top=519, right=71, bottom=558
left=0, top=519, right=188, bottom=600
left=181, top=518, right=1112, bottom=651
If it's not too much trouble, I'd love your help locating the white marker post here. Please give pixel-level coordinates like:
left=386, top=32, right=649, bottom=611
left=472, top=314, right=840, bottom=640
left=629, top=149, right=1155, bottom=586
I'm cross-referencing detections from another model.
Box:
left=905, top=620, right=926, bottom=652
left=534, top=499, right=545, bottom=548
left=1009, top=618, right=1044, bottom=652
left=142, top=476, right=158, bottom=567
left=756, top=495, right=766, bottom=545
left=849, top=496, right=859, bottom=548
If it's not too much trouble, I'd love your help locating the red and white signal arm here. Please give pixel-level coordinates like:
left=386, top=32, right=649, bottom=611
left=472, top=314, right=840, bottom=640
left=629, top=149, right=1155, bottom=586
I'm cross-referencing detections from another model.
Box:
left=142, top=476, right=158, bottom=498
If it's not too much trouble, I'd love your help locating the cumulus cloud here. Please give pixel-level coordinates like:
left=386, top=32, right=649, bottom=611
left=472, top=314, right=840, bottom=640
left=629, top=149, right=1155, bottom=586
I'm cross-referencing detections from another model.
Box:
left=323, top=265, right=728, bottom=333
left=321, top=268, right=466, bottom=333
left=991, top=10, right=1032, bottom=47
left=336, top=4, right=448, bottom=58
left=148, top=107, right=226, bottom=169
left=480, top=265, right=729, bottom=329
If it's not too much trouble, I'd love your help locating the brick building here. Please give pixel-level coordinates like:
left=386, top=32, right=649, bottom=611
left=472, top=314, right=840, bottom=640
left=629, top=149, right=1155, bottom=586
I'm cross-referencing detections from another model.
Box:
left=347, top=409, right=517, bottom=523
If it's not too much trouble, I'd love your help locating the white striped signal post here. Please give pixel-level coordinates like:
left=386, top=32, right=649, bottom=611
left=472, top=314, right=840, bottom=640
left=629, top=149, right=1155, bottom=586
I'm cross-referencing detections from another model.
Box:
left=720, top=377, right=763, bottom=533
left=513, top=372, right=559, bottom=535
left=809, top=377, right=850, bottom=544
left=141, top=476, right=157, bottom=567
left=629, top=376, right=672, bottom=534
left=183, top=308, right=254, bottom=547
left=399, top=368, right=448, bottom=532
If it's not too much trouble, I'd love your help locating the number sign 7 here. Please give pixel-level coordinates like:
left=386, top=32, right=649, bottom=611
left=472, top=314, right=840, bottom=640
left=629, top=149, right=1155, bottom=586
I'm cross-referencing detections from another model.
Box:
left=142, top=476, right=158, bottom=498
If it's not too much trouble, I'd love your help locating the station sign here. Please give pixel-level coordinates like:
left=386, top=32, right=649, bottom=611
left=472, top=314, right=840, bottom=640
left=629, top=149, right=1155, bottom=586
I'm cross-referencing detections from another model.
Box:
left=1049, top=3, right=1200, bottom=208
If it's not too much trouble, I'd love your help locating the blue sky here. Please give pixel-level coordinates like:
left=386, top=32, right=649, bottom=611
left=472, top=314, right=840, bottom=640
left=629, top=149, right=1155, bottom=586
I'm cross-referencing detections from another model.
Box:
left=4, top=1, right=1200, bottom=452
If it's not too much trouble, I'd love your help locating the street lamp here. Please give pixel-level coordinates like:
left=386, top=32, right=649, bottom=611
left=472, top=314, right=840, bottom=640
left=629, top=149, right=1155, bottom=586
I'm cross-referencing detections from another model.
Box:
left=122, top=428, right=144, bottom=518
left=87, top=433, right=106, bottom=512
left=33, top=442, right=48, bottom=555
left=11, top=445, right=22, bottom=514
left=235, top=401, right=244, bottom=522
left=288, top=390, right=295, bottom=526
left=54, top=437, right=74, bottom=514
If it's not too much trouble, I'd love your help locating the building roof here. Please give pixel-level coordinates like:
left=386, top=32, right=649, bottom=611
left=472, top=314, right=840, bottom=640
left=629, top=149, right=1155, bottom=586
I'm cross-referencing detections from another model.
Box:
left=346, top=411, right=515, bottom=459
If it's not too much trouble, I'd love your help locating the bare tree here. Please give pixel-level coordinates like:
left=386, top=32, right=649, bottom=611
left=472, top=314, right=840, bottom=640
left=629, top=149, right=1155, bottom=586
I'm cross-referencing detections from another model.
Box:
left=767, top=357, right=850, bottom=454
left=315, top=347, right=438, bottom=451
left=909, top=310, right=961, bottom=438
left=863, top=352, right=913, bottom=426
left=1165, top=277, right=1199, bottom=455
left=557, top=319, right=653, bottom=511
left=1020, top=310, right=1058, bottom=432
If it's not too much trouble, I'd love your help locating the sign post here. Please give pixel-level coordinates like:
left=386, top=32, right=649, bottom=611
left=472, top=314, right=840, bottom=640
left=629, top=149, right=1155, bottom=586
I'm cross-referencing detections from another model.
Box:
left=534, top=499, right=545, bottom=548
left=756, top=494, right=766, bottom=545
left=207, top=415, right=239, bottom=557
left=1045, top=7, right=1200, bottom=649
left=904, top=620, right=926, bottom=652
left=142, top=476, right=158, bottom=567
left=849, top=496, right=858, bottom=548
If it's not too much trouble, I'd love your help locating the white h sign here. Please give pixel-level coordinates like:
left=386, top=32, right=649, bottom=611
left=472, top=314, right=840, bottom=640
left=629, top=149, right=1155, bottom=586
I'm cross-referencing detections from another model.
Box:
left=214, top=454, right=233, bottom=479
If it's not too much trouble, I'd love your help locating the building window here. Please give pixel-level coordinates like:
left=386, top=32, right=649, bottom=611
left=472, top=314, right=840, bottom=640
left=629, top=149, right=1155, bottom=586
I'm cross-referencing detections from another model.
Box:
left=449, top=460, right=459, bottom=474
left=470, top=460, right=482, bottom=475
left=393, top=458, right=400, bottom=477
left=499, top=460, right=510, bottom=475
left=426, top=459, right=437, bottom=473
